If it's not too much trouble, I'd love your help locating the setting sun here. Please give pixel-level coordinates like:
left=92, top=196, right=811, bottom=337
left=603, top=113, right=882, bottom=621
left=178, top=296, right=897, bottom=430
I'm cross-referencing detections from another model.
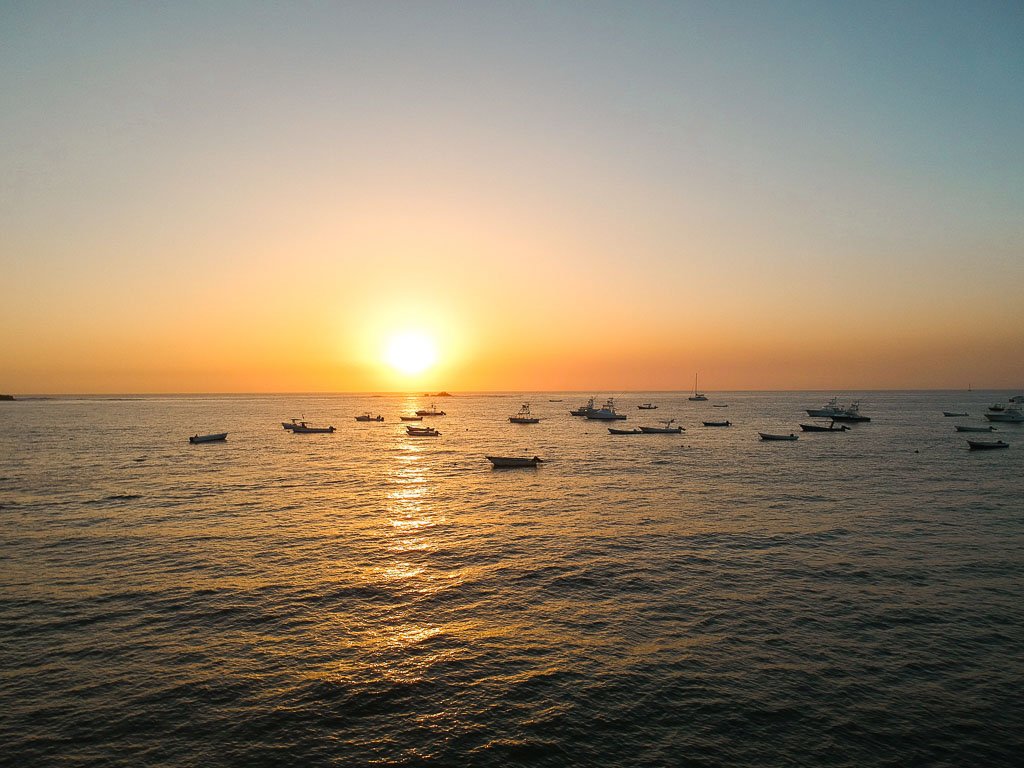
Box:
left=383, top=331, right=438, bottom=375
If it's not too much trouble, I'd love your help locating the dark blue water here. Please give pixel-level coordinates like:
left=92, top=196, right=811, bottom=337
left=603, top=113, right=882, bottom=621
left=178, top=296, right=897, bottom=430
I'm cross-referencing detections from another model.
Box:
left=1, top=392, right=1022, bottom=766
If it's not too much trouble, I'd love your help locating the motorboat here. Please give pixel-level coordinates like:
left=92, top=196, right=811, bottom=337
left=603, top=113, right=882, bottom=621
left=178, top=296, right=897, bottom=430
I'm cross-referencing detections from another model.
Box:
left=702, top=420, right=731, bottom=427
left=570, top=397, right=596, bottom=416
left=759, top=432, right=798, bottom=441
left=189, top=432, right=227, bottom=444
left=638, top=403, right=658, bottom=410
left=292, top=423, right=336, bottom=434
left=509, top=403, right=541, bottom=424
left=800, top=422, right=849, bottom=432
left=415, top=403, right=446, bottom=416
left=406, top=426, right=440, bottom=437
left=688, top=373, right=708, bottom=401
left=355, top=413, right=384, bottom=422
left=281, top=418, right=304, bottom=430
left=988, top=404, right=1005, bottom=412
left=639, top=419, right=683, bottom=434
left=943, top=412, right=968, bottom=417
left=831, top=402, right=870, bottom=422
left=549, top=399, right=563, bottom=402
left=712, top=404, right=729, bottom=408
left=984, top=407, right=1024, bottom=423
left=486, top=455, right=543, bottom=468
left=806, top=398, right=844, bottom=418
left=968, top=440, right=1008, bottom=450
left=608, top=427, right=642, bottom=435
left=400, top=415, right=423, bottom=422
left=584, top=399, right=627, bottom=420
left=956, top=425, right=996, bottom=433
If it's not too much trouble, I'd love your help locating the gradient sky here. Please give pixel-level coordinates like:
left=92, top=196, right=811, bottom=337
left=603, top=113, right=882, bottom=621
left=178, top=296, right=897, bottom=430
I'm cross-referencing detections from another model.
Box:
left=2, top=1, right=1022, bottom=392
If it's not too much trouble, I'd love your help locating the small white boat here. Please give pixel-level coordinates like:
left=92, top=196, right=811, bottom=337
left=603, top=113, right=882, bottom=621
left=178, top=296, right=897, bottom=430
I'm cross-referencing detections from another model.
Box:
left=189, top=432, right=227, bottom=444
left=956, top=425, right=996, bottom=433
left=400, top=415, right=423, bottom=422
left=415, top=403, right=446, bottom=416
left=406, top=426, right=440, bottom=437
left=355, top=413, right=384, bottom=422
left=509, top=403, right=541, bottom=424
left=638, top=403, right=657, bottom=410
left=584, top=399, right=627, bottom=420
left=968, top=439, right=1008, bottom=450
left=292, top=423, right=336, bottom=434
left=486, top=455, right=543, bottom=468
left=759, top=432, right=798, bottom=441
left=639, top=419, right=683, bottom=434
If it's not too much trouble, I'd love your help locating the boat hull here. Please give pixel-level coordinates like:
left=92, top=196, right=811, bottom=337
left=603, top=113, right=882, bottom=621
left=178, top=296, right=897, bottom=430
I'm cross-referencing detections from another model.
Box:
left=292, top=426, right=335, bottom=433
left=956, top=425, right=995, bottom=433
left=608, top=428, right=642, bottom=435
left=509, top=418, right=541, bottom=424
left=968, top=440, right=1008, bottom=450
left=585, top=412, right=627, bottom=420
left=189, top=433, right=227, bottom=443
left=799, top=424, right=848, bottom=432
left=638, top=426, right=683, bottom=433
left=486, top=456, right=542, bottom=468
left=985, top=411, right=1024, bottom=423
left=759, top=433, right=797, bottom=441
left=702, top=421, right=731, bottom=427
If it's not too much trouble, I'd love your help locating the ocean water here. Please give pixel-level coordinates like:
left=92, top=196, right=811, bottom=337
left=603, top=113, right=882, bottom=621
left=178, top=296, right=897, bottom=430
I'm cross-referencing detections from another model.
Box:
left=1, top=391, right=1022, bottom=767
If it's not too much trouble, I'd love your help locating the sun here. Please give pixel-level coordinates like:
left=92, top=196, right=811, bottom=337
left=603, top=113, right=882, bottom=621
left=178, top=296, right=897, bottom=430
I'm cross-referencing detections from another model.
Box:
left=384, top=331, right=438, bottom=375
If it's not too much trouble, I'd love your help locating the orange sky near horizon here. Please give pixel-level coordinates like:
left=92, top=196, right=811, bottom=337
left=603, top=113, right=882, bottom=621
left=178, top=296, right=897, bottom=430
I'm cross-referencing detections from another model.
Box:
left=2, top=4, right=1023, bottom=394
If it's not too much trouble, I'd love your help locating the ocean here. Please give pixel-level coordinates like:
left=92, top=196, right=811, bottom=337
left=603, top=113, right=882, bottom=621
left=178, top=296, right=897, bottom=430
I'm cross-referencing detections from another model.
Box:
left=1, top=391, right=1022, bottom=766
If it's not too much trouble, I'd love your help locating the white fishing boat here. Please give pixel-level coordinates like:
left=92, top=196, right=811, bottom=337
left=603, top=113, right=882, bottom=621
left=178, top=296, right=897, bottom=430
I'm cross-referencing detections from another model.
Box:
left=639, top=419, right=683, bottom=434
left=355, top=413, right=384, bottom=422
left=486, top=455, right=543, bottom=468
left=189, top=432, right=227, bottom=444
left=570, top=397, right=596, bottom=416
left=759, top=432, right=798, bottom=441
left=806, top=398, right=844, bottom=418
left=688, top=373, right=708, bottom=401
left=509, top=403, right=541, bottom=424
left=985, top=407, right=1024, bottom=423
left=584, top=399, right=627, bottom=420
left=415, top=403, right=446, bottom=416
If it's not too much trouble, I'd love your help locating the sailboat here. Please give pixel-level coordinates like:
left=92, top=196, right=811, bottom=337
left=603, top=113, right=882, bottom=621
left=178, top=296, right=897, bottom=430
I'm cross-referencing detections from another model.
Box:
left=688, top=373, right=708, bottom=401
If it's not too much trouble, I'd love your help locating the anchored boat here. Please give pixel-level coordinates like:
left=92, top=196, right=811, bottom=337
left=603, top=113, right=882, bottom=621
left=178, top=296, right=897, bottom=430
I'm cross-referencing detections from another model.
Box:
left=486, top=456, right=543, bottom=468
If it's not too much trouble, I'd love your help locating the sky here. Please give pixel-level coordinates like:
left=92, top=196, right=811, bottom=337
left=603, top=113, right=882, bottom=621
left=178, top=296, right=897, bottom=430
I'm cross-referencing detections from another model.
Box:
left=2, top=0, right=1022, bottom=393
